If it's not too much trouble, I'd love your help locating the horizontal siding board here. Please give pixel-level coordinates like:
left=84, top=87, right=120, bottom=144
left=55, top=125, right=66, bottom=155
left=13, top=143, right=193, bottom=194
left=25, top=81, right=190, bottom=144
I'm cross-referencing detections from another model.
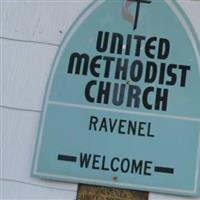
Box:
left=1, top=180, right=76, bottom=200
left=1, top=1, right=92, bottom=45
left=149, top=193, right=200, bottom=200
left=1, top=39, right=57, bottom=110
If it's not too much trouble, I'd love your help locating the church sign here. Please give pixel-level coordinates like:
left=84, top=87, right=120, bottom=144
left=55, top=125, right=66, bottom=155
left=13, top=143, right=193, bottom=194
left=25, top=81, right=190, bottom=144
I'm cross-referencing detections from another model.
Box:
left=33, top=0, right=200, bottom=196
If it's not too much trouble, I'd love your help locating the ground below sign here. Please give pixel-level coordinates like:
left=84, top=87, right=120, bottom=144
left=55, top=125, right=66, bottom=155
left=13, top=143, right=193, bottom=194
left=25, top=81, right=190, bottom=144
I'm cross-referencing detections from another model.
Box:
left=32, top=0, right=200, bottom=197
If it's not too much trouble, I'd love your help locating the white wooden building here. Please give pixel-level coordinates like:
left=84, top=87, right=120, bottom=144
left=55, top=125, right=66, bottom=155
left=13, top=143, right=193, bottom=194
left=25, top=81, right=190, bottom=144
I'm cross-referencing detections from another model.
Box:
left=1, top=1, right=200, bottom=199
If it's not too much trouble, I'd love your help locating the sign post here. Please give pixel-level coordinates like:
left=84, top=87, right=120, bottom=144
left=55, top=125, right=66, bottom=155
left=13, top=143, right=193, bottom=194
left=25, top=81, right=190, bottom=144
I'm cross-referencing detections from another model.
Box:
left=76, top=184, right=148, bottom=200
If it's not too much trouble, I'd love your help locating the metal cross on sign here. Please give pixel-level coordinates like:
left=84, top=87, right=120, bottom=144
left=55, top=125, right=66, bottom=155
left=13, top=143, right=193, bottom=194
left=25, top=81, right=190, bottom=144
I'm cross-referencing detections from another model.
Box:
left=124, top=0, right=152, bottom=30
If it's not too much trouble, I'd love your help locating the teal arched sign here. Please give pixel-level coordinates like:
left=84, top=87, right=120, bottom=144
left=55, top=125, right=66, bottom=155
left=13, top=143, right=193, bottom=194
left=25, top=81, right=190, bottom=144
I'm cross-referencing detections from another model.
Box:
left=33, top=0, right=200, bottom=196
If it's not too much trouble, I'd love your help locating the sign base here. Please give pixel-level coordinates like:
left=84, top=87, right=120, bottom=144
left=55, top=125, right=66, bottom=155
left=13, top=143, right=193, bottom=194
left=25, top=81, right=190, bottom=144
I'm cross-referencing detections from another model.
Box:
left=76, top=184, right=149, bottom=200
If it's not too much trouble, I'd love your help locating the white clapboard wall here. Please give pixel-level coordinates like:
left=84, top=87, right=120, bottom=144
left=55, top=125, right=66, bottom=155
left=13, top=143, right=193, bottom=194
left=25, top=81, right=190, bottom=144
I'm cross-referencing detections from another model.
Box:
left=1, top=1, right=200, bottom=199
